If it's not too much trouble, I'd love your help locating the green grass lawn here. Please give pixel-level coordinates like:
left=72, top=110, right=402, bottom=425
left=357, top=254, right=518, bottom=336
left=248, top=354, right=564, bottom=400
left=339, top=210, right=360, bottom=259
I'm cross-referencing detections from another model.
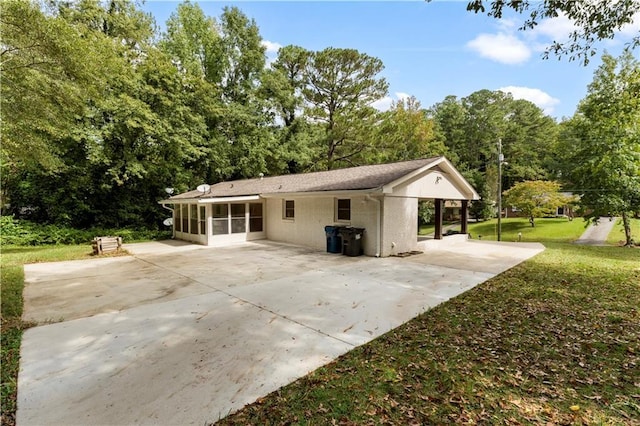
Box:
left=0, top=244, right=120, bottom=426
left=217, top=243, right=640, bottom=425
left=418, top=221, right=459, bottom=236
left=467, top=217, right=589, bottom=243
left=607, top=218, right=640, bottom=246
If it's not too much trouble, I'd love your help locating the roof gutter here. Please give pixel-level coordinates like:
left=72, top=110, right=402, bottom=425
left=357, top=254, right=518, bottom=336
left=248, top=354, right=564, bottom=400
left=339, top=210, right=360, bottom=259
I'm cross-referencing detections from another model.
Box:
left=160, top=203, right=175, bottom=239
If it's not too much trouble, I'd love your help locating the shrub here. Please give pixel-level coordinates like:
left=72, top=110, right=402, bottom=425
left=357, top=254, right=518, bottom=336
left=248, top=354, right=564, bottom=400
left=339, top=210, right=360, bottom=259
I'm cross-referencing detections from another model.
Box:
left=0, top=216, right=171, bottom=246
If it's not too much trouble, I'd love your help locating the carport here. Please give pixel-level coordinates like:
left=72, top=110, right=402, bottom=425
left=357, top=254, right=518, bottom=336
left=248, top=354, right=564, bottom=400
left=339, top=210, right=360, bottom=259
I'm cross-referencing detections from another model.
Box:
left=17, top=239, right=543, bottom=425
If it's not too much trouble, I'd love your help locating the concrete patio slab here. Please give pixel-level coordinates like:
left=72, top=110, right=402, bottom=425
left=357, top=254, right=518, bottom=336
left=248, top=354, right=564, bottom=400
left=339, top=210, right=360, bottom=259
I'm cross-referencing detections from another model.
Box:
left=19, top=291, right=352, bottom=425
left=230, top=259, right=492, bottom=346
left=416, top=238, right=545, bottom=274
left=23, top=256, right=213, bottom=323
left=18, top=239, right=544, bottom=425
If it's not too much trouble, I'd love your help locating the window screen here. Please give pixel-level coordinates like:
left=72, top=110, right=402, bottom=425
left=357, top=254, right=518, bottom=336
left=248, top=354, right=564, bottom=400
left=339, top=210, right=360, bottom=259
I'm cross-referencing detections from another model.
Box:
left=181, top=204, right=189, bottom=233
left=199, top=206, right=206, bottom=234
left=212, top=204, right=229, bottom=235
left=230, top=203, right=246, bottom=233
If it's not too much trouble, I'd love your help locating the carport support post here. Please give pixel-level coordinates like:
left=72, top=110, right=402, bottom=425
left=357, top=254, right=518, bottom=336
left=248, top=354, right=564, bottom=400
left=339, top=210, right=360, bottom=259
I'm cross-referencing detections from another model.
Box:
left=434, top=198, right=443, bottom=240
left=461, top=200, right=468, bottom=234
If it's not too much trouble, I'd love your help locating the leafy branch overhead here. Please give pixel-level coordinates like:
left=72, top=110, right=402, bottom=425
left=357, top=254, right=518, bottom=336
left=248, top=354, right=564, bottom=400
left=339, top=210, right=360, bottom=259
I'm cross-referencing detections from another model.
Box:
left=442, top=0, right=640, bottom=64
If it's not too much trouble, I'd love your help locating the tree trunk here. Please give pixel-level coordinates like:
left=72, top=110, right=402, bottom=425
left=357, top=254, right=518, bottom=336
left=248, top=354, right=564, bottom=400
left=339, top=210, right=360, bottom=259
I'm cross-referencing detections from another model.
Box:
left=622, top=211, right=633, bottom=246
left=529, top=216, right=535, bottom=227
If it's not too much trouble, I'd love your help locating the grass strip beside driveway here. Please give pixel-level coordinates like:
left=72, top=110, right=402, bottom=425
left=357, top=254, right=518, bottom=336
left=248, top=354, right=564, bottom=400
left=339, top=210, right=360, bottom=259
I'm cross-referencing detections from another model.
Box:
left=217, top=243, right=640, bottom=425
left=607, top=218, right=640, bottom=246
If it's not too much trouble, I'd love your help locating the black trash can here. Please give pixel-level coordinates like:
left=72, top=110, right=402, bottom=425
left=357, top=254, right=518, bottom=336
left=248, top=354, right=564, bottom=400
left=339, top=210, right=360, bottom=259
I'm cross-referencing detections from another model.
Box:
left=338, top=227, right=365, bottom=256
left=324, top=225, right=343, bottom=253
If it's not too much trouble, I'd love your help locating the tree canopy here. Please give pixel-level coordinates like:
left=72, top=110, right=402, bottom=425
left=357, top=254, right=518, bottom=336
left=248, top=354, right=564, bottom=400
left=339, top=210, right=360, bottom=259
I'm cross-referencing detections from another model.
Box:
left=503, top=181, right=574, bottom=227
left=559, top=52, right=640, bottom=245
left=429, top=89, right=558, bottom=220
left=4, top=0, right=634, bottom=236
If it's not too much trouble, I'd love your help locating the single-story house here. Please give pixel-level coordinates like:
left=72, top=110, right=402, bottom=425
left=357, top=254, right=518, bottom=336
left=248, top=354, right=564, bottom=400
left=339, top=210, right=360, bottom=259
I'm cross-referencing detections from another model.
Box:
left=160, top=156, right=480, bottom=257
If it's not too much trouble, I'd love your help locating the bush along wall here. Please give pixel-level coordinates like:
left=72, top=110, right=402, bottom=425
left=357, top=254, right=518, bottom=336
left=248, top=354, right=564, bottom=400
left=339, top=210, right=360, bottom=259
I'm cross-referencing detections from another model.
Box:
left=0, top=216, right=171, bottom=246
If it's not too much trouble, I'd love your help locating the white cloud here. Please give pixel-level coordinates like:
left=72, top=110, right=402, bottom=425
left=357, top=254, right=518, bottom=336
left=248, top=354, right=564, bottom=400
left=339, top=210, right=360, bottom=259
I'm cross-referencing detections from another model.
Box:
left=499, top=86, right=560, bottom=115
left=532, top=10, right=640, bottom=41
left=469, top=9, right=639, bottom=65
left=395, top=92, right=411, bottom=102
left=467, top=33, right=531, bottom=65
left=261, top=40, right=283, bottom=53
left=531, top=13, right=578, bottom=41
left=371, top=92, right=413, bottom=111
left=619, top=11, right=640, bottom=38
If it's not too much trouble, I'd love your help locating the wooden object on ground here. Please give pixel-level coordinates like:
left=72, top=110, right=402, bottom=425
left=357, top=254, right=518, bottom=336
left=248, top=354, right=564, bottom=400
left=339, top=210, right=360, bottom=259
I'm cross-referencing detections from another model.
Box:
left=92, top=236, right=122, bottom=255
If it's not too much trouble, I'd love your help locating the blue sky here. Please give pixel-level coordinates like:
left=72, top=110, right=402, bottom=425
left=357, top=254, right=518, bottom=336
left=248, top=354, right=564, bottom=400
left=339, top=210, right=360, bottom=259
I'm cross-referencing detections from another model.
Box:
left=142, top=1, right=639, bottom=120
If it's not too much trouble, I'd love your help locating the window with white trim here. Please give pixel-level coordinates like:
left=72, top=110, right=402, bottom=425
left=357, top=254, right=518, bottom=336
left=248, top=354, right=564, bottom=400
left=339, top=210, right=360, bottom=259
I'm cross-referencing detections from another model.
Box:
left=336, top=198, right=351, bottom=222
left=249, top=203, right=263, bottom=232
left=283, top=200, right=295, bottom=219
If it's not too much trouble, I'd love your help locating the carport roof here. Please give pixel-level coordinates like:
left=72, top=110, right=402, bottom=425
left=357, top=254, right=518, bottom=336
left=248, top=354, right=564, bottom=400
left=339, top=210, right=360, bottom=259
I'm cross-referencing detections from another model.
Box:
left=166, top=157, right=443, bottom=201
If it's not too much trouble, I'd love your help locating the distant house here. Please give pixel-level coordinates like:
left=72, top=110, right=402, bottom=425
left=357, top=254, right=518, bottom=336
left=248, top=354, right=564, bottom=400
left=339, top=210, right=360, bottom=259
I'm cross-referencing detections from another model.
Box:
left=160, top=156, right=480, bottom=257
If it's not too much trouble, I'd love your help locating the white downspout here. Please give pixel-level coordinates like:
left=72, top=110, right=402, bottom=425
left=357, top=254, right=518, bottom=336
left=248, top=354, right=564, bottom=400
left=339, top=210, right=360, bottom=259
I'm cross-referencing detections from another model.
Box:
left=161, top=204, right=175, bottom=239
left=366, top=195, right=381, bottom=257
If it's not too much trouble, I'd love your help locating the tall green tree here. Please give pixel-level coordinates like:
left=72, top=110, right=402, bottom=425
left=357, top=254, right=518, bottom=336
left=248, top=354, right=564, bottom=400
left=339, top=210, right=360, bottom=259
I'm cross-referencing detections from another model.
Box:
left=369, top=97, right=446, bottom=163
left=260, top=45, right=310, bottom=127
left=560, top=52, right=640, bottom=245
left=503, top=180, right=573, bottom=227
left=258, top=45, right=317, bottom=173
left=0, top=0, right=107, bottom=176
left=303, top=47, right=388, bottom=170
left=218, top=6, right=266, bottom=103
left=160, top=1, right=222, bottom=81
left=428, top=95, right=466, bottom=165
left=3, top=0, right=216, bottom=228
left=160, top=3, right=274, bottom=182
left=429, top=90, right=558, bottom=210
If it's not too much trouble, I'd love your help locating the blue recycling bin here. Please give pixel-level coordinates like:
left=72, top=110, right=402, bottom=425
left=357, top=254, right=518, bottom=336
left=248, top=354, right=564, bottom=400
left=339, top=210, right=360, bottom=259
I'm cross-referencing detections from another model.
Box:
left=324, top=225, right=343, bottom=253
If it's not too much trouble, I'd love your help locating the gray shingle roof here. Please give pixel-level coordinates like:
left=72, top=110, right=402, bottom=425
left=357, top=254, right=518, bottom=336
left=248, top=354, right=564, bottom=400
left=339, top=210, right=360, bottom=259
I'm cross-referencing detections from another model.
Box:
left=170, top=157, right=442, bottom=200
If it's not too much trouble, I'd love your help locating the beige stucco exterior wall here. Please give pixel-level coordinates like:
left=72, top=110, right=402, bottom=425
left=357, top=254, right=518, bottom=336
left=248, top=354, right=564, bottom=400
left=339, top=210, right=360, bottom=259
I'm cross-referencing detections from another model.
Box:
left=265, top=195, right=378, bottom=256
left=391, top=170, right=471, bottom=200
left=380, top=196, right=418, bottom=257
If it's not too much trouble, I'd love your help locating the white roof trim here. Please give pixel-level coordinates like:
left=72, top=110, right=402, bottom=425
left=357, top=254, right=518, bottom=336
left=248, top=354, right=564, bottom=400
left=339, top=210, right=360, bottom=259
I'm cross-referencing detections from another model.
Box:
left=259, top=189, right=379, bottom=199
left=159, top=195, right=261, bottom=204
left=197, top=195, right=261, bottom=204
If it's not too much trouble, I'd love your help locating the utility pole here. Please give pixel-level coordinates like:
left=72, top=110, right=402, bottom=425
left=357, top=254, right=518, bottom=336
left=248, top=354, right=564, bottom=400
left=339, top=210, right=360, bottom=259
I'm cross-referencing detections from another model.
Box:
left=497, top=138, right=503, bottom=242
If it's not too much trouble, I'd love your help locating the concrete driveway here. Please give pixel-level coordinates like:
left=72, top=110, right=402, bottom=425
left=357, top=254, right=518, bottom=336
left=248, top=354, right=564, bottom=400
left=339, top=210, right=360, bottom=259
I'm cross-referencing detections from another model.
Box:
left=18, top=239, right=543, bottom=425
